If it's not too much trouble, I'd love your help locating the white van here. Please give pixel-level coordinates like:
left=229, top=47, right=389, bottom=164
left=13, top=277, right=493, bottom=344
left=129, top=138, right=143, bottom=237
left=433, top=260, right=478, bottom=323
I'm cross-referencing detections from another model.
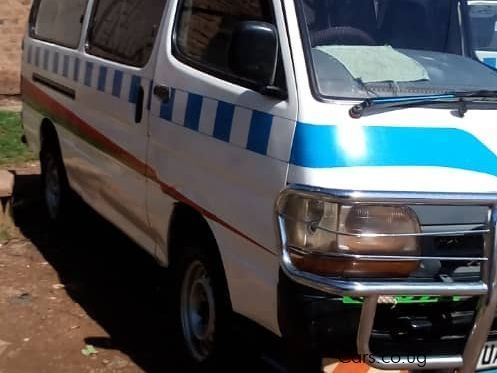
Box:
left=21, top=0, right=497, bottom=372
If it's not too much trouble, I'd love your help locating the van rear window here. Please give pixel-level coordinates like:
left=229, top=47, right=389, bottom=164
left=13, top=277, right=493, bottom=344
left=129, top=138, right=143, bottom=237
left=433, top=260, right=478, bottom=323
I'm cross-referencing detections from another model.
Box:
left=87, top=0, right=167, bottom=67
left=32, top=0, right=88, bottom=49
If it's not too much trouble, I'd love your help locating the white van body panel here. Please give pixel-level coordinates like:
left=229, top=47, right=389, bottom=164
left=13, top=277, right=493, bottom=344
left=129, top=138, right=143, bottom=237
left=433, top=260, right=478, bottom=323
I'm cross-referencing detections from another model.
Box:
left=22, top=37, right=158, bottom=256
left=287, top=100, right=497, bottom=194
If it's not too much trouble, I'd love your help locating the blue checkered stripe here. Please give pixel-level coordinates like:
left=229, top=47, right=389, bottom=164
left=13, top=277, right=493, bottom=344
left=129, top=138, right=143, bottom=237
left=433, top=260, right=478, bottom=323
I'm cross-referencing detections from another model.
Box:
left=26, top=42, right=294, bottom=162
left=154, top=88, right=294, bottom=161
left=26, top=43, right=153, bottom=110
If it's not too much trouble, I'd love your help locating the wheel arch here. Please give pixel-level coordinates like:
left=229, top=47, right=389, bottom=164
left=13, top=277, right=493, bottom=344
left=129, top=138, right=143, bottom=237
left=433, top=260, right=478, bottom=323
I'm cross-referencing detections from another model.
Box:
left=166, top=202, right=232, bottom=306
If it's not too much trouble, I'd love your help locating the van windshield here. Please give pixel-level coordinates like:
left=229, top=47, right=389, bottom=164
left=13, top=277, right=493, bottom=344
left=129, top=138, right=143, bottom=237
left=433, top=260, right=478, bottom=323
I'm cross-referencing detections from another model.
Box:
left=468, top=0, right=497, bottom=67
left=298, top=0, right=497, bottom=99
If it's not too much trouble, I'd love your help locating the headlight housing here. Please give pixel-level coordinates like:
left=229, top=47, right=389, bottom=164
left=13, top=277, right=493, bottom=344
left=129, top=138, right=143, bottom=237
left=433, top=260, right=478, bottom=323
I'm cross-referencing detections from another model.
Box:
left=277, top=190, right=421, bottom=277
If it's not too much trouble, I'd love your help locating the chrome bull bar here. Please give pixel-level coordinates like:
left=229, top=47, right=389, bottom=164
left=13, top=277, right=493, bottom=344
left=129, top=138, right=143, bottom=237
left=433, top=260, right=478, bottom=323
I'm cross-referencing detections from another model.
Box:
left=279, top=193, right=497, bottom=372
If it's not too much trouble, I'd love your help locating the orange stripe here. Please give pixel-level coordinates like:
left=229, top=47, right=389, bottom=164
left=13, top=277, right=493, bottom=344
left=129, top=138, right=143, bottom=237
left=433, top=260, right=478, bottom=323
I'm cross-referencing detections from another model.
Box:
left=334, top=363, right=371, bottom=373
left=22, top=77, right=273, bottom=254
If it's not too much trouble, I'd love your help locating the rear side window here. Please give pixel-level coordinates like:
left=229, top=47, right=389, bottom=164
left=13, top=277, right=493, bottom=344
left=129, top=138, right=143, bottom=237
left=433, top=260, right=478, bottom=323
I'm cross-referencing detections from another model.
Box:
left=87, top=0, right=167, bottom=67
left=32, top=0, right=88, bottom=48
left=174, top=0, right=274, bottom=77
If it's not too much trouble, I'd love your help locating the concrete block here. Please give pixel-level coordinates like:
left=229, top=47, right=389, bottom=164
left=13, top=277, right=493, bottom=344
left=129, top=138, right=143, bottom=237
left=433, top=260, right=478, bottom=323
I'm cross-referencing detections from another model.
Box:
left=0, top=170, right=14, bottom=198
left=0, top=170, right=14, bottom=226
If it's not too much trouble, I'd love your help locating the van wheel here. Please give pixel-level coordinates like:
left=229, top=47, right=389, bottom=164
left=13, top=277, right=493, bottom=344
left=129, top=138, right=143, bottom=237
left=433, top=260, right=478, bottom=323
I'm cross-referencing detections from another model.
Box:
left=172, top=244, right=231, bottom=370
left=40, top=141, right=71, bottom=225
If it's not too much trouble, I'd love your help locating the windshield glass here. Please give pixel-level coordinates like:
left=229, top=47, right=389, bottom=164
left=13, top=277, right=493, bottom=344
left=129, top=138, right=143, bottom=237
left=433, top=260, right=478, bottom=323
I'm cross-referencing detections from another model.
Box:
left=298, top=0, right=497, bottom=99
left=468, top=0, right=497, bottom=67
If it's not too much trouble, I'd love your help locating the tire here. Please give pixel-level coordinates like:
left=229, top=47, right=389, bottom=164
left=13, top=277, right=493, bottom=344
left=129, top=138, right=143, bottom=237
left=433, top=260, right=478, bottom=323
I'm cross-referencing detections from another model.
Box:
left=171, top=243, right=232, bottom=372
left=40, top=137, right=72, bottom=226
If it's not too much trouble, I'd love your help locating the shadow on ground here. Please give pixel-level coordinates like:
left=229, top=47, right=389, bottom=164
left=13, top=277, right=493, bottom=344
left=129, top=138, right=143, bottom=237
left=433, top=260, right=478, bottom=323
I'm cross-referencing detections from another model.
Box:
left=11, top=171, right=283, bottom=373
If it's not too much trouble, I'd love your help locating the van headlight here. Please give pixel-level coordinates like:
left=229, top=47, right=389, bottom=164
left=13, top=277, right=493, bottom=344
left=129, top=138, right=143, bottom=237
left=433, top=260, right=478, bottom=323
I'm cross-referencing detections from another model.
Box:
left=277, top=191, right=421, bottom=277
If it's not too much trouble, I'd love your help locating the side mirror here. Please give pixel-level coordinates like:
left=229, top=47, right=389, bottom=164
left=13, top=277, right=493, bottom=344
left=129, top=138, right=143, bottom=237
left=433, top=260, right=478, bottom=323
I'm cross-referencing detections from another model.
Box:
left=229, top=21, right=279, bottom=88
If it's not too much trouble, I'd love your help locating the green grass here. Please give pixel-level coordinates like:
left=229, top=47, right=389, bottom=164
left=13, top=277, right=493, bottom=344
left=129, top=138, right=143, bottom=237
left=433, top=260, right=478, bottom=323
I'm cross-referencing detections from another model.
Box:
left=0, top=112, right=35, bottom=167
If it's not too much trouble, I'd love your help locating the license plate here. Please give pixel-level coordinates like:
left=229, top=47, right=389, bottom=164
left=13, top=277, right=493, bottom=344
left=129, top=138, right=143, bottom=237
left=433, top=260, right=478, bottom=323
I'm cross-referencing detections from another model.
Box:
left=478, top=341, right=497, bottom=371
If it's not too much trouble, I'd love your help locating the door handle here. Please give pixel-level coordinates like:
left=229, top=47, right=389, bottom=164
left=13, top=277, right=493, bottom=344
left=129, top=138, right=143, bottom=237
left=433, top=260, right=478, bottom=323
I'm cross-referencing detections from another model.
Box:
left=153, top=85, right=170, bottom=102
left=135, top=86, right=144, bottom=124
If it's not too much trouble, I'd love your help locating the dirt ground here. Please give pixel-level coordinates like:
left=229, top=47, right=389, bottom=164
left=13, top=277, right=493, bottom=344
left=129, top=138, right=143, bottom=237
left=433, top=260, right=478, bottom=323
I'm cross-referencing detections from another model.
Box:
left=0, top=165, right=283, bottom=373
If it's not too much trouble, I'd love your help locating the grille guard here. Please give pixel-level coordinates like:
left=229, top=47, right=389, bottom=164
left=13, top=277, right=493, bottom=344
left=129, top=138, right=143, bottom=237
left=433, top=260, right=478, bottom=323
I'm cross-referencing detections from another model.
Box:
left=277, top=187, right=497, bottom=372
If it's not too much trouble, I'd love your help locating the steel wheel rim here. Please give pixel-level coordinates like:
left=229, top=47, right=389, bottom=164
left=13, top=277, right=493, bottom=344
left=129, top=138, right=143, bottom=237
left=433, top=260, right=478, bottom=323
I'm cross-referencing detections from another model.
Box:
left=180, top=260, right=216, bottom=362
left=44, top=155, right=61, bottom=220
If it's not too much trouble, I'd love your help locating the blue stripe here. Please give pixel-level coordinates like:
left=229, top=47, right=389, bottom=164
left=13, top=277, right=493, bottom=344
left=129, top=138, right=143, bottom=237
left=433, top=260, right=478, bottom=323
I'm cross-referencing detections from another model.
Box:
left=184, top=94, right=203, bottom=131
left=52, top=52, right=59, bottom=73
left=160, top=88, right=176, bottom=121
left=290, top=123, right=497, bottom=177
left=62, top=55, right=69, bottom=78
left=34, top=47, right=40, bottom=67
left=213, top=102, right=235, bottom=142
left=73, top=58, right=80, bottom=82
left=129, top=75, right=142, bottom=104
left=247, top=111, right=273, bottom=155
left=483, top=57, right=497, bottom=68
left=43, top=49, right=49, bottom=70
left=98, top=66, right=107, bottom=92
left=479, top=370, right=497, bottom=373
left=112, top=70, right=123, bottom=98
left=84, top=62, right=93, bottom=87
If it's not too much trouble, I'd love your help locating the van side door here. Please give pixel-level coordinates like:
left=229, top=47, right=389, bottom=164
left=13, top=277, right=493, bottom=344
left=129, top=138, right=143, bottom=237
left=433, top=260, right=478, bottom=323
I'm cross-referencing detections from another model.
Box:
left=146, top=0, right=298, bottom=330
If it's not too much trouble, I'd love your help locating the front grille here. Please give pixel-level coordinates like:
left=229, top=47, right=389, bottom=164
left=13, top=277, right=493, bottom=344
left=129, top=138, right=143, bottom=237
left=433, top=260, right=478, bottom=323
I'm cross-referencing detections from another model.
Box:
left=406, top=205, right=490, bottom=283
left=410, top=234, right=484, bottom=281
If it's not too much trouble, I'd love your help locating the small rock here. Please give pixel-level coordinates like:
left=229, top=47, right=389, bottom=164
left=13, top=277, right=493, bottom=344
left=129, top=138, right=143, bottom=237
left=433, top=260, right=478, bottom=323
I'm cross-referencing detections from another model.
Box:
left=81, top=344, right=98, bottom=357
left=10, top=292, right=31, bottom=305
left=22, top=338, right=30, bottom=342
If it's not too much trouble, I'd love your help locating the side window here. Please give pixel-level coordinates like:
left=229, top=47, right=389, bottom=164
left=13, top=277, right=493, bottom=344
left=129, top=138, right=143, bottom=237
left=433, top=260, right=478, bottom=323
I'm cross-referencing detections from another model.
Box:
left=174, top=0, right=278, bottom=83
left=87, top=0, right=167, bottom=67
left=31, top=0, right=88, bottom=48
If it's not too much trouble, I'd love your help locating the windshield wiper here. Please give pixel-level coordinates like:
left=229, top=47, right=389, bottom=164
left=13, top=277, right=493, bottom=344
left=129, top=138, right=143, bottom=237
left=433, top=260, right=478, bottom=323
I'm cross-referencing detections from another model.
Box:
left=349, top=90, right=497, bottom=118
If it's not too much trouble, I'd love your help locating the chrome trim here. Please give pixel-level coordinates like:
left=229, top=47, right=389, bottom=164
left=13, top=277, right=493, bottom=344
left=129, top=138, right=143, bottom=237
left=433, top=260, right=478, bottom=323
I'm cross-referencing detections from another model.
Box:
left=282, top=185, right=497, bottom=205
left=459, top=207, right=497, bottom=373
left=316, top=225, right=490, bottom=238
left=276, top=187, right=497, bottom=372
left=280, top=213, right=490, bottom=237
left=357, top=297, right=463, bottom=370
left=282, top=248, right=488, bottom=296
left=315, top=226, right=490, bottom=238
left=288, top=246, right=488, bottom=262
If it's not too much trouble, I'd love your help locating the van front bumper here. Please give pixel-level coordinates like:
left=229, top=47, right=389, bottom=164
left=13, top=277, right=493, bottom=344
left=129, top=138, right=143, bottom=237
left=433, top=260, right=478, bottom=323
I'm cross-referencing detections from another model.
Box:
left=276, top=190, right=497, bottom=372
